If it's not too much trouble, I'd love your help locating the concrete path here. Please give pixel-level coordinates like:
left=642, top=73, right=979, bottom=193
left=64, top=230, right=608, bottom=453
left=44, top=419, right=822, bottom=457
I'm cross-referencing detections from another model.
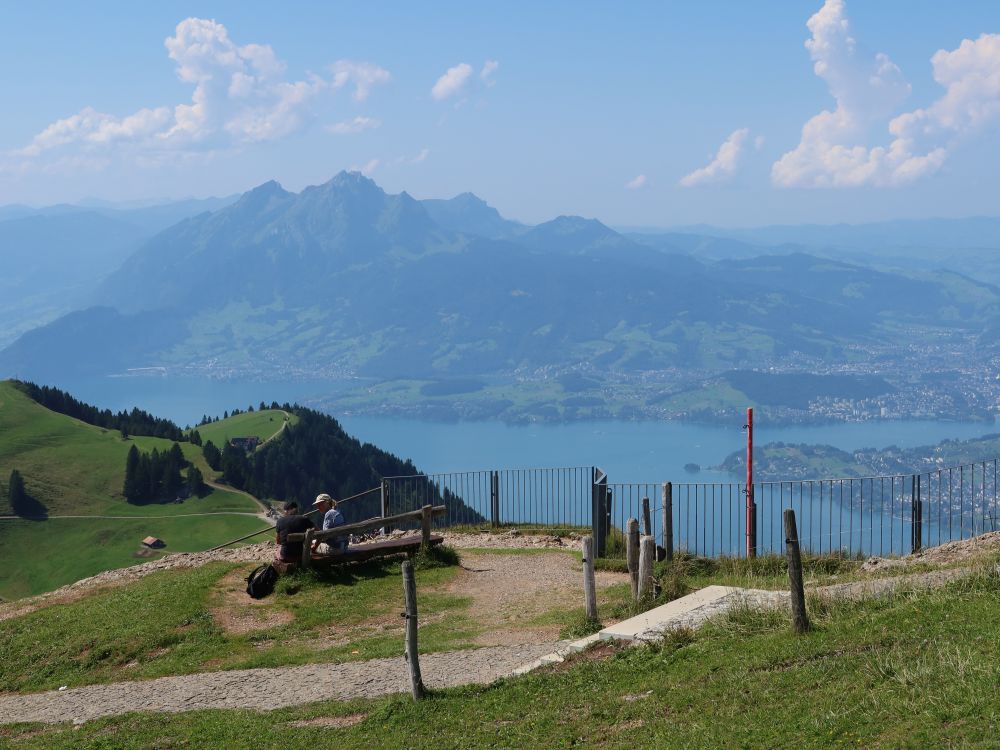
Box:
left=0, top=642, right=566, bottom=726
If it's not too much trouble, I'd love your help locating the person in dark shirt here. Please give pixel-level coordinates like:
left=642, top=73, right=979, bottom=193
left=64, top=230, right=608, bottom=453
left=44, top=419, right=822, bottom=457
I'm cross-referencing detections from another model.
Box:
left=274, top=501, right=315, bottom=562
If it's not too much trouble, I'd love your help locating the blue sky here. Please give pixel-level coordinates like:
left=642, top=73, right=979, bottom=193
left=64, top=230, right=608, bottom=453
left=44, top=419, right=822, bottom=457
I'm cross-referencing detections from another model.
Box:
left=2, top=1, right=999, bottom=226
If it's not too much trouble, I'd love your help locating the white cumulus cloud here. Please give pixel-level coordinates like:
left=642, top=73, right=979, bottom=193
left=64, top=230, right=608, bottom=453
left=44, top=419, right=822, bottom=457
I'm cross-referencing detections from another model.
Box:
left=326, top=116, right=381, bottom=135
left=431, top=63, right=474, bottom=101
left=480, top=60, right=500, bottom=86
left=679, top=128, right=750, bottom=187
left=625, top=174, right=647, bottom=189
left=10, top=18, right=391, bottom=168
left=773, top=0, right=1000, bottom=188
left=330, top=61, right=391, bottom=102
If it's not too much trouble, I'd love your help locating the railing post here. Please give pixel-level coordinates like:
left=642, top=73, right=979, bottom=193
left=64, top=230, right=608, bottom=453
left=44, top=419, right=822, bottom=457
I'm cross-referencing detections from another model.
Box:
left=490, top=470, right=500, bottom=528
left=662, top=482, right=673, bottom=561
left=380, top=479, right=388, bottom=535
left=746, top=407, right=757, bottom=558
left=641, top=496, right=651, bottom=537
left=911, top=475, right=922, bottom=554
left=592, top=468, right=609, bottom=557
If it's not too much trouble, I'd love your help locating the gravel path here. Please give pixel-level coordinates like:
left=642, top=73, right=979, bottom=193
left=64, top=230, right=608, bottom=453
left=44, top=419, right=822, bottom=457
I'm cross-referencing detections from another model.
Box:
left=0, top=642, right=567, bottom=726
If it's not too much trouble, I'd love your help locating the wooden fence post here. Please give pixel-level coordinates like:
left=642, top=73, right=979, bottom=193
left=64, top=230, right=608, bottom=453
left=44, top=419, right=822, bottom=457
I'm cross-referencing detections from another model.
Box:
left=638, top=535, right=655, bottom=600
left=582, top=535, right=598, bottom=621
left=641, top=497, right=652, bottom=537
left=421, top=504, right=433, bottom=548
left=783, top=509, right=810, bottom=634
left=626, top=518, right=640, bottom=601
left=662, top=482, right=673, bottom=561
left=301, top=528, right=313, bottom=570
left=401, top=560, right=426, bottom=700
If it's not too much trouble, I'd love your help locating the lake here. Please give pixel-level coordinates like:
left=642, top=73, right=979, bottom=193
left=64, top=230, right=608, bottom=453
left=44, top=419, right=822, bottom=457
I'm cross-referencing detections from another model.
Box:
left=41, top=375, right=1000, bottom=556
left=56, top=374, right=999, bottom=482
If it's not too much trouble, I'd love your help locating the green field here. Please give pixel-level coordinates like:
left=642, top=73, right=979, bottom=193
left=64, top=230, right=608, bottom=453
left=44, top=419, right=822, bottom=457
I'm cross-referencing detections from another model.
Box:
left=195, top=409, right=295, bottom=448
left=0, top=381, right=272, bottom=599
left=0, top=515, right=267, bottom=601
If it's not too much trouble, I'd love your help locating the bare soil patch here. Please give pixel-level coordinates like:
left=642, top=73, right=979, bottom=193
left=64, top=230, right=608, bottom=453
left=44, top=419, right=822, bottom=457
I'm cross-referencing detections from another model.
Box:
left=861, top=530, right=1000, bottom=572
left=450, top=551, right=628, bottom=646
left=285, top=713, right=367, bottom=728
left=210, top=568, right=294, bottom=635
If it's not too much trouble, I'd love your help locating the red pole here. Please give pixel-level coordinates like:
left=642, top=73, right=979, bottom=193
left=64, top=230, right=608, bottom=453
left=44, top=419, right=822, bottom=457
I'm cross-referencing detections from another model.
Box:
left=746, top=407, right=755, bottom=558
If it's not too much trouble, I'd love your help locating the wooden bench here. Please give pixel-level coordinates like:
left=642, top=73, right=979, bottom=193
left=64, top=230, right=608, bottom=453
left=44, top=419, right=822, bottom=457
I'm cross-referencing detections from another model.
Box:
left=286, top=504, right=446, bottom=570
left=310, top=534, right=445, bottom=566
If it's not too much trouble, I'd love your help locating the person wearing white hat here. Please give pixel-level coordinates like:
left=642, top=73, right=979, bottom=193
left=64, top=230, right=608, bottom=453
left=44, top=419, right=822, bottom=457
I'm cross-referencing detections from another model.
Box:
left=312, top=493, right=348, bottom=555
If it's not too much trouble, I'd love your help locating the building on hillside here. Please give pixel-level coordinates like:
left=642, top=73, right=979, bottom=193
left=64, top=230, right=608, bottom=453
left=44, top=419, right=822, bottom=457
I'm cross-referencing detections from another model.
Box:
left=142, top=536, right=165, bottom=549
left=229, top=436, right=261, bottom=452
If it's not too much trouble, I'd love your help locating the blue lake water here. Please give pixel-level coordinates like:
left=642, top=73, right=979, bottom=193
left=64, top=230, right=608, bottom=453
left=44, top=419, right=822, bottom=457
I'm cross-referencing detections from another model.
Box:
left=42, top=375, right=1000, bottom=556
left=52, top=374, right=1000, bottom=481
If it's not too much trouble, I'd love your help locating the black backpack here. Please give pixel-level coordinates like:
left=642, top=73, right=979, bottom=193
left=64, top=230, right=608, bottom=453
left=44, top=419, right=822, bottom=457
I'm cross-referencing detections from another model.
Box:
left=245, top=564, right=279, bottom=599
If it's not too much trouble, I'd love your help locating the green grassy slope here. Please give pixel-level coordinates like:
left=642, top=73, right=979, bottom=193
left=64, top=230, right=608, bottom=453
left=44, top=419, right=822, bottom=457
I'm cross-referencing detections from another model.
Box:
left=0, top=381, right=268, bottom=599
left=1, top=565, right=997, bottom=748
left=195, top=409, right=296, bottom=448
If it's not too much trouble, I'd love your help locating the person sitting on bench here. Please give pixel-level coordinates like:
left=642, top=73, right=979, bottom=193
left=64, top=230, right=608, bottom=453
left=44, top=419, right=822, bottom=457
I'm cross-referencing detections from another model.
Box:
left=275, top=501, right=315, bottom=563
left=312, top=493, right=348, bottom=555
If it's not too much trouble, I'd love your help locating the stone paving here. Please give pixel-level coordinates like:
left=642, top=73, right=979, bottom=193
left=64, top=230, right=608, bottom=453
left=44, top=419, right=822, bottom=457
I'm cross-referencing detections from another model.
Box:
left=0, top=642, right=567, bottom=726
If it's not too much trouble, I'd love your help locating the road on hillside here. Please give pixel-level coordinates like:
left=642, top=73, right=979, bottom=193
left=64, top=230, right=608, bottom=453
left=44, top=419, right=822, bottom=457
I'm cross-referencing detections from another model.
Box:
left=0, top=512, right=269, bottom=520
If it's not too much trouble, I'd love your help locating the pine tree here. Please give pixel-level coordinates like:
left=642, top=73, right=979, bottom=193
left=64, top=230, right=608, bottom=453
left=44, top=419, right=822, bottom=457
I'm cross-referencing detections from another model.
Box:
left=8, top=469, right=26, bottom=512
left=123, top=445, right=140, bottom=502
left=202, top=440, right=221, bottom=471
left=186, top=465, right=204, bottom=497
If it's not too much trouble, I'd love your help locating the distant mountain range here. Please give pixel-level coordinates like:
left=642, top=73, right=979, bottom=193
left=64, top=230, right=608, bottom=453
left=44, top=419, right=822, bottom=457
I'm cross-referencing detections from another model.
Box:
left=2, top=173, right=1000, bottom=423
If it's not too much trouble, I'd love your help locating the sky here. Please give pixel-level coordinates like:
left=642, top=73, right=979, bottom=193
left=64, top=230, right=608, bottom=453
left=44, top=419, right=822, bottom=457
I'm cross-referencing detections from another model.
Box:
left=2, top=0, right=1000, bottom=227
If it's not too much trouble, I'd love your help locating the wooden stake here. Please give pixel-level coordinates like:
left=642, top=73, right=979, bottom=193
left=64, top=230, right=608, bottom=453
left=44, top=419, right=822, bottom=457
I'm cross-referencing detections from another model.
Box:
left=626, top=518, right=640, bottom=601
left=302, top=528, right=313, bottom=570
left=638, top=535, right=655, bottom=600
left=401, top=560, right=426, bottom=700
left=582, top=535, right=598, bottom=621
left=420, top=504, right=433, bottom=548
left=783, top=509, right=810, bottom=634
left=641, top=497, right=651, bottom=537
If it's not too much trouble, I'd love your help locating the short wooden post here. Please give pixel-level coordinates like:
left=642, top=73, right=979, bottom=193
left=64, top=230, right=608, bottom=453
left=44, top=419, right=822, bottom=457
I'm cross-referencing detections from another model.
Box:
left=626, top=518, right=640, bottom=601
left=638, top=535, right=655, bottom=600
left=421, top=504, right=433, bottom=548
left=641, top=497, right=652, bottom=537
left=401, top=560, right=426, bottom=700
left=662, top=482, right=673, bottom=561
left=783, top=509, right=810, bottom=634
left=302, top=528, right=314, bottom=570
left=582, top=535, right=598, bottom=621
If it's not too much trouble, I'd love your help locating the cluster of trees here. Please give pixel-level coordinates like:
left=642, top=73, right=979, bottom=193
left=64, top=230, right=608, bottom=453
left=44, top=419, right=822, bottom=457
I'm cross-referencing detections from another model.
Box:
left=210, top=407, right=423, bottom=521
left=197, top=402, right=290, bottom=426
left=123, top=443, right=203, bottom=504
left=14, top=381, right=185, bottom=441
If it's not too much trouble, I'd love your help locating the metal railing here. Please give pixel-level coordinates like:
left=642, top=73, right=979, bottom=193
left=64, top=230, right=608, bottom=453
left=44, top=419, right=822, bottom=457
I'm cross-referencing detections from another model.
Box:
left=380, top=457, right=1000, bottom=559
left=382, top=466, right=596, bottom=530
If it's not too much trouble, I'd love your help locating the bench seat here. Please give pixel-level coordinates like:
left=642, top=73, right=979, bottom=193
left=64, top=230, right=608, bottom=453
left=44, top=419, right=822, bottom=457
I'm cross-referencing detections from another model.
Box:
left=310, top=534, right=444, bottom=566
